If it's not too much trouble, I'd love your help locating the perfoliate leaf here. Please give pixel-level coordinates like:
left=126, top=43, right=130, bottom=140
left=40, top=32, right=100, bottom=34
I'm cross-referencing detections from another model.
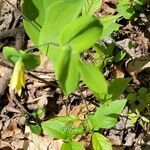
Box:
left=23, top=0, right=57, bottom=45
left=60, top=16, right=103, bottom=53
left=61, top=141, right=84, bottom=150
left=39, top=0, right=84, bottom=55
left=20, top=52, right=40, bottom=70
left=3, top=47, right=20, bottom=64
left=42, top=116, right=81, bottom=140
left=93, top=100, right=127, bottom=130
left=100, top=15, right=120, bottom=38
left=92, top=132, right=112, bottom=150
left=3, top=47, right=40, bottom=70
left=82, top=0, right=102, bottom=15
left=80, top=62, right=108, bottom=100
left=55, top=46, right=80, bottom=95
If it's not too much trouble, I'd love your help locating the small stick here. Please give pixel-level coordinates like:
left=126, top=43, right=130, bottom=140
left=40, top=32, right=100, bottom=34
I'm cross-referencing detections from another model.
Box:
left=78, top=88, right=90, bottom=114
left=10, top=90, right=30, bottom=115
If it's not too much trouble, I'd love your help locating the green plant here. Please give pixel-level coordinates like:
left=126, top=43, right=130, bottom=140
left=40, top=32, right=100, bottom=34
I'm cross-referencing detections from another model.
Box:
left=3, top=47, right=40, bottom=95
left=2, top=0, right=131, bottom=149
left=117, top=0, right=144, bottom=19
left=93, top=42, right=126, bottom=69
left=127, top=87, right=150, bottom=127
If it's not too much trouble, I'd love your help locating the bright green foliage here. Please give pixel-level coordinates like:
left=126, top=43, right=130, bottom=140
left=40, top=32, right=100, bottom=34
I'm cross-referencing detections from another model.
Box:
left=56, top=16, right=102, bottom=94
left=93, top=42, right=126, bottom=69
left=128, top=109, right=149, bottom=128
left=60, top=16, right=103, bottom=53
left=117, top=0, right=135, bottom=19
left=93, top=100, right=127, bottom=129
left=23, top=0, right=58, bottom=44
left=116, top=0, right=144, bottom=19
left=21, top=1, right=132, bottom=149
left=100, top=15, right=120, bottom=38
left=61, top=141, right=84, bottom=150
left=3, top=47, right=20, bottom=64
left=39, top=0, right=84, bottom=52
left=3, top=47, right=40, bottom=70
left=42, top=116, right=84, bottom=140
left=80, top=62, right=108, bottom=101
left=55, top=46, right=80, bottom=95
left=92, top=132, right=112, bottom=150
left=23, top=0, right=103, bottom=96
left=82, top=0, right=102, bottom=15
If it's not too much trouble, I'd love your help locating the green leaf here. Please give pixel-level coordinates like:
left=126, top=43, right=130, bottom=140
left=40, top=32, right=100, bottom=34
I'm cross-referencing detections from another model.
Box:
left=61, top=141, right=84, bottom=150
left=55, top=46, right=80, bottom=95
left=39, top=0, right=84, bottom=55
left=108, top=78, right=130, bottom=100
left=82, top=0, right=102, bottom=15
left=60, top=16, right=103, bottom=53
left=3, top=47, right=40, bottom=70
left=20, top=52, right=40, bottom=70
left=3, top=47, right=20, bottom=64
left=117, top=0, right=135, bottom=19
left=80, top=62, right=108, bottom=100
left=42, top=116, right=80, bottom=140
left=92, top=132, right=112, bottom=150
left=93, top=100, right=127, bottom=130
left=28, top=123, right=42, bottom=135
left=86, top=114, right=94, bottom=130
left=114, top=50, right=126, bottom=62
left=23, top=0, right=58, bottom=45
left=100, top=15, right=120, bottom=38
left=32, top=108, right=45, bottom=120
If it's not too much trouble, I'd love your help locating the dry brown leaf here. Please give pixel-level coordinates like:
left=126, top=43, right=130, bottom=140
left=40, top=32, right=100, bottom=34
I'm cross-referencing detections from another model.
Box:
left=25, top=126, right=63, bottom=150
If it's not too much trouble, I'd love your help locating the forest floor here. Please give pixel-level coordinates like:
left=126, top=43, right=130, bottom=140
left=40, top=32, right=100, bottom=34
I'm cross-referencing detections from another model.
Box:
left=0, top=0, right=150, bottom=150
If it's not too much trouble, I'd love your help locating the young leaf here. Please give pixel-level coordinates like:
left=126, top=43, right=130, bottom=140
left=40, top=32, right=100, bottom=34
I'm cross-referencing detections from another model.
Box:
left=108, top=78, right=130, bottom=100
left=39, top=0, right=84, bottom=54
left=55, top=46, right=80, bottom=95
left=3, top=47, right=40, bottom=70
left=80, top=62, right=108, bottom=100
left=20, top=52, right=40, bottom=70
left=3, top=47, right=20, bottom=64
left=60, top=16, right=103, bottom=53
left=82, top=0, right=102, bottom=15
left=114, top=50, right=126, bottom=62
left=61, top=141, right=84, bottom=150
left=93, top=99, right=127, bottom=130
left=28, top=123, right=42, bottom=135
left=117, top=0, right=134, bottom=19
left=100, top=15, right=120, bottom=38
left=42, top=116, right=81, bottom=140
left=92, top=132, right=112, bottom=150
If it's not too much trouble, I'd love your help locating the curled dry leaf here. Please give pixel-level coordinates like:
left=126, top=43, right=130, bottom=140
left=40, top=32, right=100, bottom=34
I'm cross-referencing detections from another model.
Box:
left=126, top=55, right=150, bottom=85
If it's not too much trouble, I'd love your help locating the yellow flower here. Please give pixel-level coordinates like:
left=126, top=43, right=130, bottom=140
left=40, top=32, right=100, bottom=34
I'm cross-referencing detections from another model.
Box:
left=10, top=59, right=25, bottom=96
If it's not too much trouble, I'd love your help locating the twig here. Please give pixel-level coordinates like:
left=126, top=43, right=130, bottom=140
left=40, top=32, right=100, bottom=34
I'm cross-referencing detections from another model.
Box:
left=78, top=88, right=90, bottom=114
left=10, top=90, right=30, bottom=115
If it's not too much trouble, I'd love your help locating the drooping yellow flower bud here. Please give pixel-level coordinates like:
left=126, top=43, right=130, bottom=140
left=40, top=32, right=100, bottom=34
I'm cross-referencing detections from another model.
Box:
left=10, top=59, right=25, bottom=96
